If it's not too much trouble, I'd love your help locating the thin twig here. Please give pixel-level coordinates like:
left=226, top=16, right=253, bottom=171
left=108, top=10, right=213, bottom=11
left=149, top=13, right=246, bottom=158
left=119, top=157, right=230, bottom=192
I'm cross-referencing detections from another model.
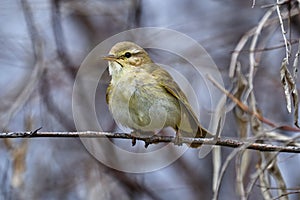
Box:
left=207, top=74, right=300, bottom=132
left=245, top=135, right=300, bottom=198
left=247, top=6, right=276, bottom=100
left=212, top=132, right=266, bottom=200
left=0, top=131, right=300, bottom=153
left=232, top=40, right=298, bottom=53
left=229, top=6, right=299, bottom=78
left=276, top=0, right=291, bottom=62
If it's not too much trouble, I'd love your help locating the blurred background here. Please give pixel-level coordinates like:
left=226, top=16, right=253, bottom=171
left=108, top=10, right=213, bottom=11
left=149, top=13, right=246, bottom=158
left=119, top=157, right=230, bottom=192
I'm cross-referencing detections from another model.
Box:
left=1, top=0, right=300, bottom=199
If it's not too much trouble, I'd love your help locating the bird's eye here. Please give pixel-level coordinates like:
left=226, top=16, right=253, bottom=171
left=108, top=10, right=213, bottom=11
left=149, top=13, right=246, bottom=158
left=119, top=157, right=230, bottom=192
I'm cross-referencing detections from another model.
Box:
left=124, top=52, right=132, bottom=58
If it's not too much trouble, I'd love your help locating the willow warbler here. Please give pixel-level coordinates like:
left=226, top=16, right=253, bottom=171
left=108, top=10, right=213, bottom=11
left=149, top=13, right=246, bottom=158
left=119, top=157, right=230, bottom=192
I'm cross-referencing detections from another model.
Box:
left=103, top=41, right=211, bottom=147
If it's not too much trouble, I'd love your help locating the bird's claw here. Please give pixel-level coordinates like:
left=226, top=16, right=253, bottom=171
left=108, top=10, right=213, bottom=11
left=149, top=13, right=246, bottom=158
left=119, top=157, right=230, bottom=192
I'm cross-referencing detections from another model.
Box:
left=131, top=131, right=140, bottom=146
left=144, top=138, right=151, bottom=148
left=131, top=137, right=137, bottom=146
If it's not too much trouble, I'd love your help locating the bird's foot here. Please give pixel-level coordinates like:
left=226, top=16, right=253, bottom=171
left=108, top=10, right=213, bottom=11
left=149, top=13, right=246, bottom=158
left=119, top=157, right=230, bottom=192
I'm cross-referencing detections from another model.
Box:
left=174, top=131, right=183, bottom=146
left=130, top=131, right=161, bottom=148
left=144, top=138, right=151, bottom=148
left=144, top=134, right=160, bottom=148
left=130, top=131, right=141, bottom=146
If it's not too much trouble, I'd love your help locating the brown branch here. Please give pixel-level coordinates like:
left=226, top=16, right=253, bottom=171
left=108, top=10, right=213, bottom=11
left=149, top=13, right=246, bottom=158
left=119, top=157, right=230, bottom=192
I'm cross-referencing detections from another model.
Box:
left=1, top=131, right=300, bottom=153
left=207, top=74, right=300, bottom=132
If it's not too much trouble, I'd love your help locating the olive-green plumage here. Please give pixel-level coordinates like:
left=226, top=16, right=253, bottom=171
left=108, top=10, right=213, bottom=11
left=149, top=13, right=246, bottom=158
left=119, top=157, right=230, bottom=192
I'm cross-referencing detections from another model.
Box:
left=104, top=41, right=211, bottom=147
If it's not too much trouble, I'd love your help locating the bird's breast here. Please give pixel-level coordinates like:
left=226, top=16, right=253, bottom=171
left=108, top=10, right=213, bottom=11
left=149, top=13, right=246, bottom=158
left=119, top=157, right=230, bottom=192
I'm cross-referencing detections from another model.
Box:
left=108, top=69, right=180, bottom=132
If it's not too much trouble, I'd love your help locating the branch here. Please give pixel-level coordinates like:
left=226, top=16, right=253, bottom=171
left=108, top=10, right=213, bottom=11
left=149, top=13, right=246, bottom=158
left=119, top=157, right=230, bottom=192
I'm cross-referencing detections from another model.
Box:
left=207, top=74, right=300, bottom=132
left=1, top=0, right=45, bottom=130
left=1, top=131, right=300, bottom=153
left=51, top=0, right=77, bottom=79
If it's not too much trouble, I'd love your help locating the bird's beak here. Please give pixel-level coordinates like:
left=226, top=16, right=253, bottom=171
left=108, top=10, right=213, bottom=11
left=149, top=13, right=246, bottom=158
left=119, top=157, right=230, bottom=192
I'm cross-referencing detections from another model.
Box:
left=102, top=54, right=117, bottom=61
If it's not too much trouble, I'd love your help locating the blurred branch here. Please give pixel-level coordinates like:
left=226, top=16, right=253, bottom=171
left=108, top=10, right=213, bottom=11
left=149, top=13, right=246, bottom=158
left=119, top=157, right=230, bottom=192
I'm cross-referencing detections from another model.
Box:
left=107, top=170, right=162, bottom=200
left=39, top=70, right=75, bottom=130
left=0, top=131, right=300, bottom=153
left=232, top=40, right=299, bottom=53
left=51, top=0, right=77, bottom=79
left=87, top=155, right=162, bottom=200
left=0, top=0, right=45, bottom=129
left=127, top=0, right=142, bottom=28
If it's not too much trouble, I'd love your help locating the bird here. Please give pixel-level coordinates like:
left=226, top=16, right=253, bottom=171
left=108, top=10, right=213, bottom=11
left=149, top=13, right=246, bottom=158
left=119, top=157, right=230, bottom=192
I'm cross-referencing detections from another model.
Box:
left=103, top=41, right=212, bottom=147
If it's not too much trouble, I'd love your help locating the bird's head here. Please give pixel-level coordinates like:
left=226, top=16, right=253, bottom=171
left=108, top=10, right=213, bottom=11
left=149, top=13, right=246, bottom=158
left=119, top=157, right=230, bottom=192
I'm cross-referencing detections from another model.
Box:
left=103, top=41, right=152, bottom=76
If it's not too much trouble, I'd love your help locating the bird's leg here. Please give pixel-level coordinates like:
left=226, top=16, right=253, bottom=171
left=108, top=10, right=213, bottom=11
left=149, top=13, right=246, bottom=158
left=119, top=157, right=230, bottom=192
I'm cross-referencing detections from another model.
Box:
left=174, top=129, right=183, bottom=146
left=131, top=130, right=158, bottom=148
left=143, top=130, right=160, bottom=148
left=130, top=131, right=141, bottom=146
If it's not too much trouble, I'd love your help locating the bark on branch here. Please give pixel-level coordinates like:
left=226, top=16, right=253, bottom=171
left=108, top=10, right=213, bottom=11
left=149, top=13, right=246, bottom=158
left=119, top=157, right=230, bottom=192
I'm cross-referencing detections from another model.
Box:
left=1, top=130, right=299, bottom=153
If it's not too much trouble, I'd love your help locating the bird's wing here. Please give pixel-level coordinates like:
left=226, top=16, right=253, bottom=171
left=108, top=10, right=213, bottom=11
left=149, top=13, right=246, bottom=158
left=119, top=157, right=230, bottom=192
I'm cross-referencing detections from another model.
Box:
left=151, top=66, right=208, bottom=137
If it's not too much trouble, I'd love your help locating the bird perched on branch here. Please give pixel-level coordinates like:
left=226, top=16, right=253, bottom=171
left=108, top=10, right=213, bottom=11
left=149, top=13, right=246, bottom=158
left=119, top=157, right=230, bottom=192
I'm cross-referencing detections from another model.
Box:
left=103, top=41, right=212, bottom=147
